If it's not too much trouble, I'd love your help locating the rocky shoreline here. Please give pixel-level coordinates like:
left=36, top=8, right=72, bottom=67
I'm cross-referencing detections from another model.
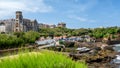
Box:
left=66, top=42, right=117, bottom=68
left=47, top=40, right=119, bottom=68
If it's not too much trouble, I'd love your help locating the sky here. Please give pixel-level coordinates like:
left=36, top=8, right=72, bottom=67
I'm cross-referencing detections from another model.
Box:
left=0, top=0, right=120, bottom=28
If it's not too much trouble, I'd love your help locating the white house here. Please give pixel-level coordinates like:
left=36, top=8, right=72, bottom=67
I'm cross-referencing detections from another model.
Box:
left=0, top=23, right=6, bottom=33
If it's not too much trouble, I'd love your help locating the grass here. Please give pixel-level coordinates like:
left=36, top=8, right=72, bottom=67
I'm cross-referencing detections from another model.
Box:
left=0, top=50, right=87, bottom=68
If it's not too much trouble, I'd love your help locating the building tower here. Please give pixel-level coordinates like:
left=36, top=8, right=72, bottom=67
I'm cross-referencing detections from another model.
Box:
left=14, top=11, right=23, bottom=32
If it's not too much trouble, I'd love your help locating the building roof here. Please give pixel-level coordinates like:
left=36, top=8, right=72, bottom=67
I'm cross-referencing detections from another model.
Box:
left=16, top=11, right=22, bottom=13
left=58, top=22, right=66, bottom=25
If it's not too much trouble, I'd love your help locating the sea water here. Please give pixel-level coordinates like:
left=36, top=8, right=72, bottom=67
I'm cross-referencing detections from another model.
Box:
left=112, top=44, right=120, bottom=68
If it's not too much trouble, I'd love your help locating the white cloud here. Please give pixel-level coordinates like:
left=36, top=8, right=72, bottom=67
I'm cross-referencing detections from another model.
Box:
left=68, top=15, right=96, bottom=23
left=73, top=0, right=98, bottom=12
left=0, top=0, right=53, bottom=18
left=73, top=16, right=87, bottom=22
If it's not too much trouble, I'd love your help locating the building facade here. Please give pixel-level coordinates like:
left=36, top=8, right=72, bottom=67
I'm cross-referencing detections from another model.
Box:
left=0, top=11, right=38, bottom=33
left=0, top=22, right=6, bottom=33
left=39, top=23, right=56, bottom=28
left=39, top=22, right=66, bottom=28
left=57, top=22, right=66, bottom=28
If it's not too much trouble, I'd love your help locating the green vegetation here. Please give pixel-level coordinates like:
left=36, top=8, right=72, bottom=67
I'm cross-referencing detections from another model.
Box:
left=22, top=31, right=39, bottom=43
left=1, top=26, right=120, bottom=49
left=39, top=27, right=72, bottom=37
left=90, top=27, right=120, bottom=39
left=0, top=31, right=40, bottom=49
left=0, top=34, right=24, bottom=49
left=39, top=26, right=120, bottom=39
left=0, top=51, right=87, bottom=68
left=39, top=27, right=92, bottom=37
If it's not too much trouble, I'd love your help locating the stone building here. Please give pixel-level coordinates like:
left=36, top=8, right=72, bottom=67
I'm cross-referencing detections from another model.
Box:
left=39, top=22, right=66, bottom=28
left=0, top=11, right=38, bottom=33
left=57, top=22, right=66, bottom=28
left=50, top=24, right=56, bottom=28
left=0, top=19, right=15, bottom=33
left=39, top=23, right=56, bottom=28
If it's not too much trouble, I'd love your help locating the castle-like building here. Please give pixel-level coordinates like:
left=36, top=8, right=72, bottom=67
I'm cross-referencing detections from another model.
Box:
left=0, top=11, right=38, bottom=33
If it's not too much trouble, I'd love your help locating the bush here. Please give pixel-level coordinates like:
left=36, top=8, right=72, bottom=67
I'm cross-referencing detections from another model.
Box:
left=63, top=41, right=75, bottom=47
left=0, top=34, right=24, bottom=49
left=23, top=31, right=40, bottom=43
left=0, top=31, right=40, bottom=49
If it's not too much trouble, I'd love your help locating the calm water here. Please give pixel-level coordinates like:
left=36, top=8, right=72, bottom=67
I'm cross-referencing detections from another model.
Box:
left=114, top=44, right=120, bottom=52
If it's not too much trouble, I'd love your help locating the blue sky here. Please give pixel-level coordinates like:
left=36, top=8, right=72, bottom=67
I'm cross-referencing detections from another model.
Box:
left=0, top=0, right=120, bottom=28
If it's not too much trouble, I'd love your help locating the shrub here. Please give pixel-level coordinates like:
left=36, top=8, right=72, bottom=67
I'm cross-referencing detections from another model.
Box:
left=0, top=31, right=40, bottom=49
left=63, top=41, right=75, bottom=47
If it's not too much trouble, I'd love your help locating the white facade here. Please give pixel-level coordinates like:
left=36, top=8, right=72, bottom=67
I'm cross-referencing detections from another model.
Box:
left=0, top=24, right=6, bottom=33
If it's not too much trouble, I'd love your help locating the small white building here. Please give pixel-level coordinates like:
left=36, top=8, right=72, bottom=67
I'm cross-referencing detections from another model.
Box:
left=0, top=23, right=6, bottom=33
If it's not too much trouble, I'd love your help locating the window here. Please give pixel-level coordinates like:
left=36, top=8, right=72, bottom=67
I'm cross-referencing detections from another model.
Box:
left=16, top=29, right=18, bottom=32
left=16, top=23, right=19, bottom=27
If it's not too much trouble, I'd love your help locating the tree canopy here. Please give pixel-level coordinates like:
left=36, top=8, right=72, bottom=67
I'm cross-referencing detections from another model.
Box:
left=38, top=26, right=120, bottom=39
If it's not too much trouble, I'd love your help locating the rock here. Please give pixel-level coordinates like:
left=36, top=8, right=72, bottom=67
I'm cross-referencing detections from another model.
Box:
left=104, top=46, right=114, bottom=51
